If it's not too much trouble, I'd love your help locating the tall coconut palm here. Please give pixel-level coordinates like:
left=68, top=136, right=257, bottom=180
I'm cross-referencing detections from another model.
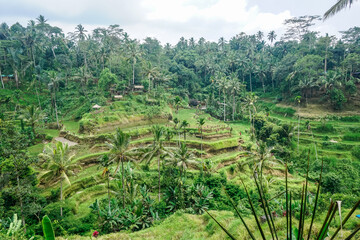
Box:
left=142, top=62, right=159, bottom=92
left=142, top=125, right=171, bottom=201
left=241, top=141, right=282, bottom=183
left=324, top=0, right=358, bottom=20
left=47, top=71, right=60, bottom=129
left=164, top=128, right=174, bottom=147
left=180, top=120, right=189, bottom=140
left=256, top=31, right=264, bottom=41
left=267, top=31, right=277, bottom=44
left=99, top=154, right=112, bottom=213
left=19, top=105, right=43, bottom=136
left=127, top=42, right=142, bottom=86
left=216, top=74, right=230, bottom=121
left=39, top=142, right=79, bottom=217
left=244, top=92, right=258, bottom=138
left=167, top=142, right=198, bottom=178
left=228, top=73, right=244, bottom=121
left=106, top=128, right=132, bottom=208
left=197, top=117, right=205, bottom=161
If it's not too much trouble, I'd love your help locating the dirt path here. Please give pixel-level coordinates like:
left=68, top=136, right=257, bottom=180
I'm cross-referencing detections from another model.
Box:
left=54, top=137, right=78, bottom=147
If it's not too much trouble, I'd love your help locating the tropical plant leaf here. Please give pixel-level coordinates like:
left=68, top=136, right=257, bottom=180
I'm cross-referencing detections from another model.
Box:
left=42, top=215, right=55, bottom=240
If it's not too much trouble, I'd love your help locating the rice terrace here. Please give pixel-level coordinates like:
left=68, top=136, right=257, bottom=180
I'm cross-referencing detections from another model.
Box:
left=1, top=0, right=360, bottom=239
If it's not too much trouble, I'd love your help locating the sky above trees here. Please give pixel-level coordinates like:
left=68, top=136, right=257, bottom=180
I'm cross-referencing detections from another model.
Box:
left=0, top=0, right=359, bottom=44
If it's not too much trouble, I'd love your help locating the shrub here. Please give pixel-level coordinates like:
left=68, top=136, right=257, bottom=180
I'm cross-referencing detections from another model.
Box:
left=322, top=172, right=341, bottom=194
left=352, top=146, right=360, bottom=160
left=343, top=133, right=360, bottom=141
left=340, top=116, right=360, bottom=122
left=315, top=123, right=335, bottom=133
left=272, top=106, right=296, bottom=117
left=329, top=88, right=346, bottom=110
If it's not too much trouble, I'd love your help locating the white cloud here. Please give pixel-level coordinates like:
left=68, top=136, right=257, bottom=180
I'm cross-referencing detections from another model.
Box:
left=1, top=0, right=359, bottom=44
left=140, top=0, right=292, bottom=42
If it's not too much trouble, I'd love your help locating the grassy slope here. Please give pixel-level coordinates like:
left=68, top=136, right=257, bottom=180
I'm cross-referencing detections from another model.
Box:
left=59, top=208, right=360, bottom=240
left=27, top=97, right=360, bottom=239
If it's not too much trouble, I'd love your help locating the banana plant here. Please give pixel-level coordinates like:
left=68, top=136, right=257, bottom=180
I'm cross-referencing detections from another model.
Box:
left=42, top=215, right=55, bottom=240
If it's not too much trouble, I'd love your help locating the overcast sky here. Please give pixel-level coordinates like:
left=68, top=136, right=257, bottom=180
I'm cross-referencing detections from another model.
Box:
left=0, top=0, right=359, bottom=44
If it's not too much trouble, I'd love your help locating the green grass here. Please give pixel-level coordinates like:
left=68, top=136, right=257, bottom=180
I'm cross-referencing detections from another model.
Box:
left=27, top=143, right=44, bottom=156
left=63, top=121, right=80, bottom=133
left=38, top=128, right=60, bottom=138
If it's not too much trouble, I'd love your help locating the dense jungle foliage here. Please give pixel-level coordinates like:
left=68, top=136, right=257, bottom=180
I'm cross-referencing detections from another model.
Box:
left=0, top=13, right=360, bottom=239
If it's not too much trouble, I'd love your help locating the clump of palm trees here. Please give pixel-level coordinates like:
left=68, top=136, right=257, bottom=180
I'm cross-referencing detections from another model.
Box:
left=39, top=142, right=81, bottom=217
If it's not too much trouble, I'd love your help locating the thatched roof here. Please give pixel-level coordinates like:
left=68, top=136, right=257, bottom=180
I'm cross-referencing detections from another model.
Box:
left=92, top=104, right=101, bottom=109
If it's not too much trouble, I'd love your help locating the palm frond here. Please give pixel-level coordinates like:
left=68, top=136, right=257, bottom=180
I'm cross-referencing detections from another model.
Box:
left=323, top=0, right=357, bottom=20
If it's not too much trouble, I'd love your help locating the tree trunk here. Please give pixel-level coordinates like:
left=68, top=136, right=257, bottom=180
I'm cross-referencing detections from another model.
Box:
left=15, top=70, right=19, bottom=88
left=232, top=94, right=236, bottom=121
left=32, top=122, right=36, bottom=137
left=60, top=180, right=63, bottom=217
left=34, top=80, right=42, bottom=110
left=158, top=157, right=161, bottom=202
left=53, top=90, right=60, bottom=129
left=261, top=77, right=265, bottom=93
left=121, top=156, right=125, bottom=208
left=297, top=103, right=300, bottom=153
left=249, top=73, right=252, bottom=92
left=16, top=172, right=26, bottom=233
left=200, top=128, right=203, bottom=159
left=108, top=173, right=111, bottom=213
left=132, top=60, right=135, bottom=86
left=324, top=46, right=328, bottom=73
left=0, top=69, right=4, bottom=89
left=223, top=92, right=226, bottom=122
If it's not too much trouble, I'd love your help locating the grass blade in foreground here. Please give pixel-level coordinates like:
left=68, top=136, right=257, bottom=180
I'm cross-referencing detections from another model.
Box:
left=307, top=157, right=324, bottom=240
left=241, top=178, right=267, bottom=240
left=330, top=199, right=360, bottom=239
left=204, top=209, right=237, bottom=240
left=344, top=225, right=360, bottom=240
left=223, top=187, right=256, bottom=240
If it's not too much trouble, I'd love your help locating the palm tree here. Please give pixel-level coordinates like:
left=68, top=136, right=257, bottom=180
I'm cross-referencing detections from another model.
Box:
left=167, top=142, right=198, bottom=178
left=180, top=120, right=189, bottom=140
left=48, top=71, right=60, bottom=129
left=267, top=31, right=277, bottom=44
left=99, top=154, right=112, bottom=213
left=244, top=92, right=258, bottom=138
left=295, top=77, right=318, bottom=105
left=256, top=31, right=264, bottom=41
left=216, top=74, right=230, bottom=121
left=228, top=73, right=243, bottom=121
left=318, top=70, right=343, bottom=92
left=197, top=117, right=205, bottom=164
left=40, top=142, right=79, bottom=217
left=241, top=141, right=282, bottom=183
left=295, top=96, right=301, bottom=152
left=142, top=62, right=159, bottom=92
left=164, top=127, right=174, bottom=147
left=142, top=125, right=171, bottom=201
left=19, top=105, right=43, bottom=136
left=127, top=42, right=142, bottom=86
left=324, top=0, right=358, bottom=20
left=106, top=128, right=132, bottom=208
left=36, top=15, right=48, bottom=26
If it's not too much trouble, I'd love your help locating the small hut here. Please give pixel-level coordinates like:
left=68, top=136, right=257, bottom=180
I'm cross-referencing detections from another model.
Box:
left=133, top=85, right=145, bottom=92
left=1, top=74, right=14, bottom=82
left=92, top=104, right=101, bottom=110
left=114, top=95, right=123, bottom=100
